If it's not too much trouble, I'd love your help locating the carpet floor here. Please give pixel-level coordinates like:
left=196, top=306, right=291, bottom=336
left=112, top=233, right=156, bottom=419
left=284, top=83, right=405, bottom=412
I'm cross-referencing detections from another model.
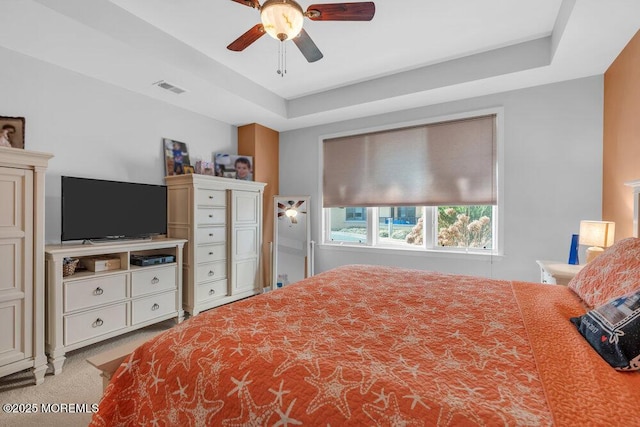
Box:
left=0, top=319, right=175, bottom=427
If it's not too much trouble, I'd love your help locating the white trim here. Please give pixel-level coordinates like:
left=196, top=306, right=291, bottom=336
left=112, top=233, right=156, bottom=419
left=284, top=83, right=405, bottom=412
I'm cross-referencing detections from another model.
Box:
left=316, top=242, right=503, bottom=262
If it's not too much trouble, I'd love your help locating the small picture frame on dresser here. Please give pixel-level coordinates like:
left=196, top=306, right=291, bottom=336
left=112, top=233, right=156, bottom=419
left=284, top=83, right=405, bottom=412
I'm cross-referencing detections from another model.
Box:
left=163, top=138, right=191, bottom=176
left=214, top=153, right=254, bottom=181
left=0, top=116, right=25, bottom=149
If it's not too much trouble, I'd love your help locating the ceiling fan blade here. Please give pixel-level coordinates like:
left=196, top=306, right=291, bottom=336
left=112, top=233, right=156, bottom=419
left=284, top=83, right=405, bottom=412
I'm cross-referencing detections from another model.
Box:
left=230, top=0, right=260, bottom=9
left=293, top=200, right=305, bottom=208
left=227, top=24, right=265, bottom=51
left=292, top=28, right=323, bottom=63
left=278, top=202, right=287, bottom=209
left=305, top=2, right=375, bottom=21
left=278, top=212, right=285, bottom=217
left=290, top=216, right=298, bottom=224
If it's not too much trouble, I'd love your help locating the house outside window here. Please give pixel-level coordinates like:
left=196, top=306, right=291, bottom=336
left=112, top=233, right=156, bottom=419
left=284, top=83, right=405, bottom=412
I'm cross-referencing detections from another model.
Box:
left=345, top=207, right=366, bottom=221
left=322, top=110, right=501, bottom=254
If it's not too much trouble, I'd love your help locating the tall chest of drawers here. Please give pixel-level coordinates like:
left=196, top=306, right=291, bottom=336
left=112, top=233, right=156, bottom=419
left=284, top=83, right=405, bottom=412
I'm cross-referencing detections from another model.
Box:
left=165, top=175, right=266, bottom=316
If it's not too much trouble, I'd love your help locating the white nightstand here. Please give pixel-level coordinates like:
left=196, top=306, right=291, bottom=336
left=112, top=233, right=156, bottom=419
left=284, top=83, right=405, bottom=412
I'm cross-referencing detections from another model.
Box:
left=536, top=260, right=584, bottom=286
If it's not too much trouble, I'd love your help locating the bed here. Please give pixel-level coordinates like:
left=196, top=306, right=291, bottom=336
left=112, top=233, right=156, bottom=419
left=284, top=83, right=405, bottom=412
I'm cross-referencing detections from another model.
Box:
left=90, top=251, right=640, bottom=426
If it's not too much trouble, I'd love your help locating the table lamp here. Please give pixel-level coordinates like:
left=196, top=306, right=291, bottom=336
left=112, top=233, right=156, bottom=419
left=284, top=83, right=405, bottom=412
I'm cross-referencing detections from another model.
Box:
left=579, top=220, right=615, bottom=263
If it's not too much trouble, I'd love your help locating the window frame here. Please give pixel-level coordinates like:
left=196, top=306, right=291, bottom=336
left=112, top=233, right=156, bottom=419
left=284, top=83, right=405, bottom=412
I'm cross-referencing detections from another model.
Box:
left=319, top=108, right=505, bottom=257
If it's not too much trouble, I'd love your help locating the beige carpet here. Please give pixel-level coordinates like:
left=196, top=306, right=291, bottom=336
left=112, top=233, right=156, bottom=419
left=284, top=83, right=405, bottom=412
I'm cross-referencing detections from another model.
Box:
left=0, top=320, right=176, bottom=427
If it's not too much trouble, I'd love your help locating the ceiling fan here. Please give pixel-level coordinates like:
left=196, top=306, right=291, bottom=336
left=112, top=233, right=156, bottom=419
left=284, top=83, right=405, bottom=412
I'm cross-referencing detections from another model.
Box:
left=227, top=0, right=376, bottom=63
left=278, top=200, right=307, bottom=224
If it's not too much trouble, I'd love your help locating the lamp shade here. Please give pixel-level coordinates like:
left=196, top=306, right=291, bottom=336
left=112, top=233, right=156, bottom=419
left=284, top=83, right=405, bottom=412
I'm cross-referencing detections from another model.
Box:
left=260, top=0, right=304, bottom=41
left=579, top=220, right=615, bottom=248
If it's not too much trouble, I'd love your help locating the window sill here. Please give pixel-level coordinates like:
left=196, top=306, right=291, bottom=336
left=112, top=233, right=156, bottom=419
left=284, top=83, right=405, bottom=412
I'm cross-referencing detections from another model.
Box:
left=317, top=242, right=503, bottom=261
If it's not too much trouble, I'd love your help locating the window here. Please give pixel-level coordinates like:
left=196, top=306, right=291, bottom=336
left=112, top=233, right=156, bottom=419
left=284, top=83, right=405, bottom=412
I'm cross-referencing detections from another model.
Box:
left=322, top=112, right=500, bottom=254
left=328, top=207, right=368, bottom=244
left=325, top=205, right=495, bottom=251
left=437, top=205, right=493, bottom=249
left=378, top=206, right=422, bottom=246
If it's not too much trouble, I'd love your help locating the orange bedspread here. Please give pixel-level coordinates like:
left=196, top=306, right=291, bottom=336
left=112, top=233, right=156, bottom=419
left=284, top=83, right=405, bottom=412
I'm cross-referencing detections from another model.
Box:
left=90, top=265, right=640, bottom=426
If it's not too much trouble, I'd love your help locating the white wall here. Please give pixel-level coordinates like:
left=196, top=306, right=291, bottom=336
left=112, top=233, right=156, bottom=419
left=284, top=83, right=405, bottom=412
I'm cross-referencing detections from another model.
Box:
left=279, top=76, right=604, bottom=283
left=0, top=46, right=236, bottom=243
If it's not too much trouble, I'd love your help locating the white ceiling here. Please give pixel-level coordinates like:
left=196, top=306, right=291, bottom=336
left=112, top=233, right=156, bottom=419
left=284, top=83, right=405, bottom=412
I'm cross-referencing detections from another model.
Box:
left=1, top=0, right=639, bottom=131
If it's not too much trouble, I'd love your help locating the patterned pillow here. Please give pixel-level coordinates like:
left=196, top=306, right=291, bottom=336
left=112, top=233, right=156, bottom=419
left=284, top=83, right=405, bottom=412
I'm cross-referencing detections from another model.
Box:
left=570, top=289, right=640, bottom=371
left=568, top=237, right=640, bottom=307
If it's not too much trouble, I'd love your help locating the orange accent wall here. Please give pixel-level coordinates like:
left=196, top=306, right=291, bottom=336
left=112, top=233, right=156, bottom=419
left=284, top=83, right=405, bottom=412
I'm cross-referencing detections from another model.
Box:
left=603, top=30, right=640, bottom=239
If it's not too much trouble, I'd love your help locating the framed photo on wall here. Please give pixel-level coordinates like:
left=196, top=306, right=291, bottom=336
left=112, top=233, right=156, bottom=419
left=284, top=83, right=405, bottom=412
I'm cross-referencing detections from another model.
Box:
left=0, top=116, right=25, bottom=149
left=163, top=138, right=191, bottom=176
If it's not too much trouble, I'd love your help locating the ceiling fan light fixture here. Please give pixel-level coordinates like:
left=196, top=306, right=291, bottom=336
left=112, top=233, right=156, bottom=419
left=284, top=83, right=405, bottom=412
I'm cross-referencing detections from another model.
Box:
left=260, top=0, right=304, bottom=41
left=285, top=207, right=298, bottom=218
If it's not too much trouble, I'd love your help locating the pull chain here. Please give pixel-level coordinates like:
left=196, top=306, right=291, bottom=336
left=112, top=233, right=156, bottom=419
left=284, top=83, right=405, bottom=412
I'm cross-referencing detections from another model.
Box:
left=277, top=41, right=287, bottom=77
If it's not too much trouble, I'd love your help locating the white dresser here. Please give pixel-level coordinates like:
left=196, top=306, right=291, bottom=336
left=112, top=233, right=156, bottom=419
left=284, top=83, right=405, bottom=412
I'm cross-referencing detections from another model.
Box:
left=0, top=147, right=52, bottom=385
left=44, top=238, right=186, bottom=374
left=165, top=175, right=266, bottom=316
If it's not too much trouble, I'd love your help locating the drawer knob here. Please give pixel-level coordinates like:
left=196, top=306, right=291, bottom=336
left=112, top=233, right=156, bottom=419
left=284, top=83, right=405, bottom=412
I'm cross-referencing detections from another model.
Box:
left=209, top=233, right=213, bottom=237
left=93, top=318, right=104, bottom=328
left=209, top=289, right=215, bottom=295
left=208, top=270, right=215, bottom=276
left=94, top=287, right=104, bottom=296
left=152, top=303, right=160, bottom=311
left=208, top=252, right=214, bottom=256
left=209, top=195, right=213, bottom=199
left=151, top=277, right=159, bottom=284
left=209, top=214, right=213, bottom=218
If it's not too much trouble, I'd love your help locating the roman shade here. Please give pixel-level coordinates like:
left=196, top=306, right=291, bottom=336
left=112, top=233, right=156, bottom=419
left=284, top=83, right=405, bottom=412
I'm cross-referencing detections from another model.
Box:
left=323, top=114, right=496, bottom=207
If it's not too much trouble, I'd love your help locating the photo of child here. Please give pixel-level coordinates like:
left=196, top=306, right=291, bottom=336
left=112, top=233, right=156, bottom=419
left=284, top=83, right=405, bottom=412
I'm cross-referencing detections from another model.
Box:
left=163, top=138, right=191, bottom=176
left=214, top=153, right=254, bottom=181
left=234, top=157, right=253, bottom=181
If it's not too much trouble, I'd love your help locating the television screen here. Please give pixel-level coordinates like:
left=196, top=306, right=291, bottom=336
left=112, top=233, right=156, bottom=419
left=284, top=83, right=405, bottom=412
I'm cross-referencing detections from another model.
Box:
left=61, top=176, right=167, bottom=242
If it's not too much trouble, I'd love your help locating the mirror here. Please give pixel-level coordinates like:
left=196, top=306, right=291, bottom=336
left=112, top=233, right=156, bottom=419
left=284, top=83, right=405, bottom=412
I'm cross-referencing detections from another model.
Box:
left=272, top=196, right=312, bottom=290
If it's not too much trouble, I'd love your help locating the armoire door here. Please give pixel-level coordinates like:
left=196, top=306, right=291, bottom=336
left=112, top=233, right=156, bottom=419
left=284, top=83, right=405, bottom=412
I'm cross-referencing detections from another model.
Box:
left=0, top=166, right=33, bottom=368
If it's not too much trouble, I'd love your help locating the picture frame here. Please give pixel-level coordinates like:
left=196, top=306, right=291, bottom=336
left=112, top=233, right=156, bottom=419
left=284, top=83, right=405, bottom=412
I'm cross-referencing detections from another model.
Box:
left=214, top=153, right=254, bottom=181
left=0, top=116, right=25, bottom=149
left=195, top=160, right=216, bottom=176
left=163, top=138, right=191, bottom=176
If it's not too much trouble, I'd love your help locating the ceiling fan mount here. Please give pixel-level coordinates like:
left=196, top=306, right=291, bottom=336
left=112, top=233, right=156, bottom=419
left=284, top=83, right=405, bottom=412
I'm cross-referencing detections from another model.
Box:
left=228, top=0, right=375, bottom=63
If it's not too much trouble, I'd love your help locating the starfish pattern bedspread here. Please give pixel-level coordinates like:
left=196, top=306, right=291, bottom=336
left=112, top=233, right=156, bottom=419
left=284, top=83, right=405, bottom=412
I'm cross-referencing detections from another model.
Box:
left=91, top=264, right=640, bottom=426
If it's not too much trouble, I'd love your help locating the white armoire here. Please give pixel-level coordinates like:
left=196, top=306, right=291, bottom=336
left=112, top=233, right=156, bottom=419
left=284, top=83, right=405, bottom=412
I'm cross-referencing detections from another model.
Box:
left=0, top=147, right=52, bottom=385
left=165, top=174, right=266, bottom=316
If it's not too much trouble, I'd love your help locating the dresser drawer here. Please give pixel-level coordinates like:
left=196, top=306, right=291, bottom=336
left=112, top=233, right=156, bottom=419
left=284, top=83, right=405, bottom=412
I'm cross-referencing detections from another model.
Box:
left=197, top=208, right=226, bottom=225
left=196, top=261, right=227, bottom=283
left=131, top=265, right=177, bottom=297
left=196, top=189, right=226, bottom=207
left=64, top=303, right=128, bottom=346
left=196, top=244, right=226, bottom=262
left=64, top=275, right=127, bottom=313
left=132, top=291, right=177, bottom=325
left=197, top=279, right=228, bottom=302
left=196, top=226, right=226, bottom=244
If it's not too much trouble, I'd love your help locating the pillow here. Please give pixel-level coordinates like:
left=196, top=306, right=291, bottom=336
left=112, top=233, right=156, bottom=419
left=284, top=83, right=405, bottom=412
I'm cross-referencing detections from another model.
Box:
left=570, top=289, right=640, bottom=371
left=568, top=237, right=640, bottom=307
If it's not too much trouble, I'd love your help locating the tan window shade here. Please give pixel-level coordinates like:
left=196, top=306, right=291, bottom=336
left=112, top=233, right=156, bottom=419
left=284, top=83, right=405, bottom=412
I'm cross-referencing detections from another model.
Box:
left=323, top=115, right=496, bottom=207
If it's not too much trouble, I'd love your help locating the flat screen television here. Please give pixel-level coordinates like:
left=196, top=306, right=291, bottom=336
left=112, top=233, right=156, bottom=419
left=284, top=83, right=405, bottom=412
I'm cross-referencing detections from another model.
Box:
left=61, top=176, right=167, bottom=242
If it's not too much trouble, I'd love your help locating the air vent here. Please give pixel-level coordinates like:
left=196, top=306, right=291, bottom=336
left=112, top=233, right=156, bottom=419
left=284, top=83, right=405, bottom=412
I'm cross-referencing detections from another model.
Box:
left=152, top=80, right=186, bottom=95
